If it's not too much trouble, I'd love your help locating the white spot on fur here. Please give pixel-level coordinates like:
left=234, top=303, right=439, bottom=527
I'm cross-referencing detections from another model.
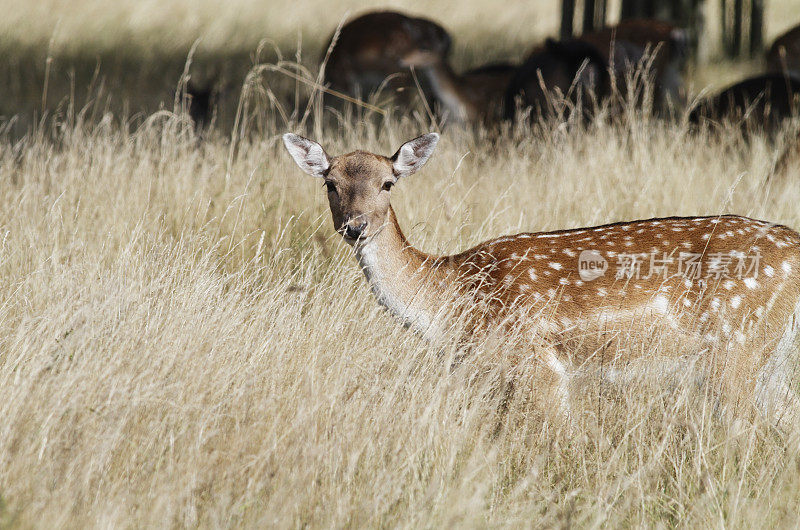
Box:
left=730, top=295, right=742, bottom=308
left=549, top=262, right=563, bottom=270
left=652, top=295, right=670, bottom=313
left=744, top=277, right=759, bottom=289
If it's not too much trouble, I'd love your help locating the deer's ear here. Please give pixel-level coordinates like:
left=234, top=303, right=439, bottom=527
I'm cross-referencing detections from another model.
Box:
left=283, top=133, right=330, bottom=178
left=391, top=133, right=439, bottom=178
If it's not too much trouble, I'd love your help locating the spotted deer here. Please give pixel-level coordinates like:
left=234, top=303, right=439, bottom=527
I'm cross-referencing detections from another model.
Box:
left=283, top=132, right=800, bottom=423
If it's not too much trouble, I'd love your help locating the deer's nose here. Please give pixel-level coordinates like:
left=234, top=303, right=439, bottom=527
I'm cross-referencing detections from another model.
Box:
left=345, top=221, right=368, bottom=239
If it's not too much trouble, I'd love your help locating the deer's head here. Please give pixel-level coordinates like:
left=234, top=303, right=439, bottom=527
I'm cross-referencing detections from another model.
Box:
left=283, top=133, right=439, bottom=244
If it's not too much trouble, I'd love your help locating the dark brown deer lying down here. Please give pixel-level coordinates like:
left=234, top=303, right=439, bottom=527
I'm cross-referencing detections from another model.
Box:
left=322, top=10, right=450, bottom=105
left=767, top=24, right=800, bottom=75
left=283, top=131, right=800, bottom=424
left=578, top=18, right=689, bottom=111
left=689, top=73, right=800, bottom=132
left=503, top=38, right=609, bottom=122
left=399, top=48, right=516, bottom=125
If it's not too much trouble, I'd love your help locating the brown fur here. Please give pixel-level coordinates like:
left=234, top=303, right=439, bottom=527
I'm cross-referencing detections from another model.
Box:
left=578, top=18, right=688, bottom=110
left=767, top=24, right=800, bottom=74
left=400, top=50, right=516, bottom=124
left=322, top=11, right=451, bottom=104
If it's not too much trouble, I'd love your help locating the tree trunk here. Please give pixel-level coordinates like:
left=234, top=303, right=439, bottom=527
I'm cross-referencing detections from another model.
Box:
left=620, top=0, right=636, bottom=18
left=749, top=0, right=764, bottom=56
left=721, top=0, right=732, bottom=56
left=561, top=0, right=576, bottom=39
left=732, top=0, right=743, bottom=56
left=595, top=0, right=607, bottom=30
left=583, top=0, right=596, bottom=33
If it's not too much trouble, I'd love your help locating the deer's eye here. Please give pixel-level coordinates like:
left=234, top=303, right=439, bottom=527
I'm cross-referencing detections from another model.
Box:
left=324, top=181, right=337, bottom=194
left=382, top=181, right=394, bottom=192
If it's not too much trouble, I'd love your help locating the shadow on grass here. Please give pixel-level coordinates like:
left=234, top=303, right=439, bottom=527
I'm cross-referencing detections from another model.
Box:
left=0, top=39, right=306, bottom=136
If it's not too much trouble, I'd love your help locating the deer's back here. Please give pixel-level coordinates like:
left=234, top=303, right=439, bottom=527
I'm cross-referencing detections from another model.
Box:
left=323, top=11, right=451, bottom=95
left=445, top=215, right=800, bottom=358
left=767, top=25, right=800, bottom=73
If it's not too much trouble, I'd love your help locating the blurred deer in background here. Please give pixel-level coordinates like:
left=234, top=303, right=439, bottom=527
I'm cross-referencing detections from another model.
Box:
left=503, top=38, right=610, bottom=122
left=186, top=80, right=219, bottom=132
left=283, top=132, right=800, bottom=424
left=767, top=24, right=800, bottom=75
left=322, top=11, right=451, bottom=108
left=689, top=73, right=800, bottom=132
left=399, top=49, right=516, bottom=125
left=578, top=18, right=689, bottom=113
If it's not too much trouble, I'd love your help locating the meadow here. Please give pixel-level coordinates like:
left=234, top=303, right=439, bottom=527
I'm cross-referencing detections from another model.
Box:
left=1, top=0, right=800, bottom=527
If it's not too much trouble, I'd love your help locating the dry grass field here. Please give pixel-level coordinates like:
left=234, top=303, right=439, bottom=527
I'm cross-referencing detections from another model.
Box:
left=2, top=1, right=800, bottom=528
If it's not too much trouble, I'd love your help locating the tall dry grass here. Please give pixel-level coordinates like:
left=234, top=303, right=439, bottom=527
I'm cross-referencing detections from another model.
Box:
left=0, top=98, right=799, bottom=526
left=1, top=0, right=800, bottom=527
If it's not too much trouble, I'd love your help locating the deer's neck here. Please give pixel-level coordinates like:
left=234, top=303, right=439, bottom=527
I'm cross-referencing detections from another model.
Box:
left=355, top=207, right=454, bottom=338
left=419, top=63, right=473, bottom=124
